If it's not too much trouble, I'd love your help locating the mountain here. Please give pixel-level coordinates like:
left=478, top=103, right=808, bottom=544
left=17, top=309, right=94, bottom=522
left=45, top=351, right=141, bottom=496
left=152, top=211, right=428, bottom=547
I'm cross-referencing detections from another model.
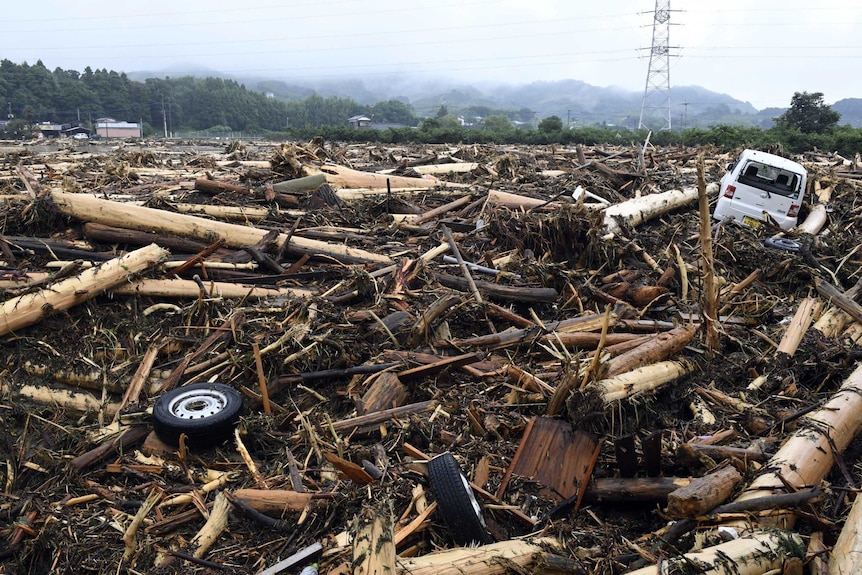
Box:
left=132, top=66, right=862, bottom=128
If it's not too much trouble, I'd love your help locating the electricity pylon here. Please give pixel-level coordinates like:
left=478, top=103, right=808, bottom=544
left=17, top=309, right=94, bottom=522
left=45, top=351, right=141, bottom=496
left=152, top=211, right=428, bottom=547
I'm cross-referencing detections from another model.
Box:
left=639, top=0, right=673, bottom=131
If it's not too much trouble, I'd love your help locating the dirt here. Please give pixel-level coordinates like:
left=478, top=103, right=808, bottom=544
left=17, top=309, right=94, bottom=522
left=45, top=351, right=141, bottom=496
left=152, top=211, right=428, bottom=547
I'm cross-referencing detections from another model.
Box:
left=0, top=139, right=860, bottom=574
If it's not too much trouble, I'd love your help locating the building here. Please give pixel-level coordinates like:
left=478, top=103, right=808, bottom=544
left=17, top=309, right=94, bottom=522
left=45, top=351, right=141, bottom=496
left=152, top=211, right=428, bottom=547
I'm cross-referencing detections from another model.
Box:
left=95, top=118, right=142, bottom=138
left=62, top=121, right=91, bottom=138
left=347, top=115, right=372, bottom=128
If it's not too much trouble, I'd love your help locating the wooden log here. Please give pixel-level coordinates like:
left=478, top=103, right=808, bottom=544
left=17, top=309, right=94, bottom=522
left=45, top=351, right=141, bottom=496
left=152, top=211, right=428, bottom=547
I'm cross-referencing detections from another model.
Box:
left=451, top=312, right=614, bottom=349
left=194, top=177, right=250, bottom=195
left=109, top=278, right=314, bottom=300
left=604, top=182, right=719, bottom=236
left=395, top=538, right=562, bottom=575
left=271, top=173, right=326, bottom=193
left=775, top=297, right=822, bottom=357
left=434, top=272, right=558, bottom=303
left=675, top=442, right=768, bottom=466
left=594, top=359, right=696, bottom=404
left=353, top=502, right=396, bottom=575
left=815, top=278, right=862, bottom=324
left=829, top=488, right=862, bottom=574
left=0, top=243, right=168, bottom=336
left=581, top=477, right=691, bottom=503
left=331, top=400, right=438, bottom=434
left=315, top=164, right=468, bottom=189
left=17, top=384, right=121, bottom=419
left=412, top=194, right=473, bottom=225
left=83, top=222, right=222, bottom=253
left=729, top=363, right=862, bottom=529
left=697, top=155, right=720, bottom=354
left=665, top=465, right=742, bottom=519
left=49, top=191, right=392, bottom=265
left=623, top=530, right=803, bottom=575
left=603, top=324, right=697, bottom=377
left=396, top=353, right=481, bottom=383
left=69, top=425, right=150, bottom=472
left=232, top=489, right=317, bottom=515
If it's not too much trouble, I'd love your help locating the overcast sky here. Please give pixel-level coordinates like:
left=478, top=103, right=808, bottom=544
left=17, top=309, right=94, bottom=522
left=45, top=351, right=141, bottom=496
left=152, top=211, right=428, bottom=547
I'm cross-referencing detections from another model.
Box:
left=3, top=0, right=859, bottom=111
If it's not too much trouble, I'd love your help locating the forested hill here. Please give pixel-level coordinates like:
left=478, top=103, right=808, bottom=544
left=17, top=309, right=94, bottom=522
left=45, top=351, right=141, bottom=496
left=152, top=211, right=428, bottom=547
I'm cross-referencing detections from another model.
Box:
left=0, top=60, right=416, bottom=134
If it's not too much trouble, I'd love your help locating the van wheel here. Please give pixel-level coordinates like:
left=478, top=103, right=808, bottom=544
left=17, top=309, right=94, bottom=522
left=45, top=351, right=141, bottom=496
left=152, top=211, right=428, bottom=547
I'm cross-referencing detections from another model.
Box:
left=427, top=452, right=493, bottom=546
left=764, top=238, right=801, bottom=252
left=153, top=382, right=243, bottom=448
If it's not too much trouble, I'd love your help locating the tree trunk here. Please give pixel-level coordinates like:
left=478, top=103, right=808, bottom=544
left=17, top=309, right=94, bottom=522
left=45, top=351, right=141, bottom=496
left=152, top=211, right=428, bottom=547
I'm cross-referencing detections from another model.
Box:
left=0, top=243, right=168, bottom=336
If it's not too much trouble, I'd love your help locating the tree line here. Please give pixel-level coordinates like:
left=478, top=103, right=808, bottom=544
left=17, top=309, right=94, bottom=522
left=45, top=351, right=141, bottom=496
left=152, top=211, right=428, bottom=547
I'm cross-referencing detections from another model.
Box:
left=0, top=60, right=419, bottom=135
left=1, top=60, right=859, bottom=156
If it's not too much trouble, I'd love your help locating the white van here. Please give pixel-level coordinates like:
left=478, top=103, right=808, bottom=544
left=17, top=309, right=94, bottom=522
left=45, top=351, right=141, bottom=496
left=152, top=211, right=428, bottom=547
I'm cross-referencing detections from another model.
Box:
left=713, top=149, right=807, bottom=230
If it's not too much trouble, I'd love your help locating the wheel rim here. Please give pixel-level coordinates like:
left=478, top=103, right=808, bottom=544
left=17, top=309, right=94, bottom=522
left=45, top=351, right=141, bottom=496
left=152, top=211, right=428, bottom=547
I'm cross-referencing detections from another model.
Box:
left=459, top=472, right=487, bottom=528
left=167, top=388, right=230, bottom=419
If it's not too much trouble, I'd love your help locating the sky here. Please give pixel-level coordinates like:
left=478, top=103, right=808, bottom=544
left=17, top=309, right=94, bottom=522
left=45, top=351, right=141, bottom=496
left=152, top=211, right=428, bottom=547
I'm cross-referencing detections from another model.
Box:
left=2, top=0, right=860, bottom=111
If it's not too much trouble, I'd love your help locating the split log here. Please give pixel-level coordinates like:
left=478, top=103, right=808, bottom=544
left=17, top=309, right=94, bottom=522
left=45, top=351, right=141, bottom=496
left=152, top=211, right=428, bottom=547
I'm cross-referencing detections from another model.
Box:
left=775, top=296, right=822, bottom=358
left=603, top=324, right=697, bottom=377
left=0, top=243, right=168, bottom=336
left=395, top=538, right=566, bottom=575
left=49, top=191, right=392, bottom=265
left=594, top=359, right=696, bottom=404
left=190, top=491, right=230, bottom=559
left=729, top=363, right=862, bottom=528
left=624, top=530, right=803, bottom=575
left=665, top=465, right=742, bottom=519
left=358, top=372, right=409, bottom=415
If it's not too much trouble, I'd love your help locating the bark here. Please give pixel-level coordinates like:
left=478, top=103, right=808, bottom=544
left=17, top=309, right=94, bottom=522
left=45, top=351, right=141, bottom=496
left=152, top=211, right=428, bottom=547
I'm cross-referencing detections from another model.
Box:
left=353, top=502, right=396, bottom=575
left=603, top=324, right=697, bottom=377
left=0, top=243, right=168, bottom=336
left=232, top=489, right=317, bottom=514
left=594, top=359, right=696, bottom=404
left=358, top=372, right=410, bottom=415
left=434, top=272, right=558, bottom=303
left=665, top=464, right=742, bottom=518
left=395, top=538, right=561, bottom=575
left=49, top=190, right=392, bottom=265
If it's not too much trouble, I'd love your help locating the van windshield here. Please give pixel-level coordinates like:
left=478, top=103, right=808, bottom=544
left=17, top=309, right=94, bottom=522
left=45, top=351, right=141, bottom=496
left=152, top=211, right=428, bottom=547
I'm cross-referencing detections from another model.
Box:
left=737, top=161, right=800, bottom=197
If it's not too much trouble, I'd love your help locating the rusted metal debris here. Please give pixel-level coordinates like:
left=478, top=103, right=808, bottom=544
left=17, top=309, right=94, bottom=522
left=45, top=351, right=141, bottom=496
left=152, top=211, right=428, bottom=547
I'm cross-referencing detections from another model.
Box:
left=0, top=139, right=861, bottom=574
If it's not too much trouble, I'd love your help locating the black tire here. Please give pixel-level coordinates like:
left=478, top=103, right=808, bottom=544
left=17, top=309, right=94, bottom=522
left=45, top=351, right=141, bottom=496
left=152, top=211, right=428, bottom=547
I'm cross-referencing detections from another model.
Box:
left=427, top=452, right=493, bottom=546
left=764, top=237, right=801, bottom=252
left=152, top=382, right=243, bottom=448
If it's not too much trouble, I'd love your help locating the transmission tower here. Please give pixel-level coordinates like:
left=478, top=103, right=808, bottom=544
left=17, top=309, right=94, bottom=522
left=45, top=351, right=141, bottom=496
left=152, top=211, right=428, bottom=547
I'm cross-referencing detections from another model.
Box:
left=639, top=0, right=673, bottom=131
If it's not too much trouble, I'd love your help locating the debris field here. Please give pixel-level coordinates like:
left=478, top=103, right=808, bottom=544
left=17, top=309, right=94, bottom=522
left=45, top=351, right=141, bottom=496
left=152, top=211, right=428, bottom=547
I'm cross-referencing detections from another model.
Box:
left=1, top=138, right=861, bottom=575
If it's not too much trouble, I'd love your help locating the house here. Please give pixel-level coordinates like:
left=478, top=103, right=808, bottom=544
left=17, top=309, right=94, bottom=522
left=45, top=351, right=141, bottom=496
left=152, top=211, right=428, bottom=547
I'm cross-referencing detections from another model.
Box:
left=348, top=115, right=372, bottom=128
left=95, top=118, right=142, bottom=138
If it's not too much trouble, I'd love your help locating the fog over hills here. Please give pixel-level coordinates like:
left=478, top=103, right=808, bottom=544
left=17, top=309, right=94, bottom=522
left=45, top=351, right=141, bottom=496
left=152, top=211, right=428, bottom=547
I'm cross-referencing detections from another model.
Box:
left=128, top=67, right=862, bottom=129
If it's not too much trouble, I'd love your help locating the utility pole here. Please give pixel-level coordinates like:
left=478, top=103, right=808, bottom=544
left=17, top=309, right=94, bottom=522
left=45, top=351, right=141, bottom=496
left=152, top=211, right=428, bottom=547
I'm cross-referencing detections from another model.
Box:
left=639, top=0, right=676, bottom=131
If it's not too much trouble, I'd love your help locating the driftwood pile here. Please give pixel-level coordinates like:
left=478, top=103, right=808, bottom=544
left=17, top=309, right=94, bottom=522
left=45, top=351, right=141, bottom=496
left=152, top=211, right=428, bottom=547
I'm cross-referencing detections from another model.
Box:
left=0, top=138, right=861, bottom=574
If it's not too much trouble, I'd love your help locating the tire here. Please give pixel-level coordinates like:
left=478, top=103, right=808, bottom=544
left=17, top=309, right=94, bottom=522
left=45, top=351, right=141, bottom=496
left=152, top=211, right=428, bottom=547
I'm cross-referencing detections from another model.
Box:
left=427, top=452, right=493, bottom=546
left=152, top=382, right=243, bottom=448
left=764, top=237, right=801, bottom=252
